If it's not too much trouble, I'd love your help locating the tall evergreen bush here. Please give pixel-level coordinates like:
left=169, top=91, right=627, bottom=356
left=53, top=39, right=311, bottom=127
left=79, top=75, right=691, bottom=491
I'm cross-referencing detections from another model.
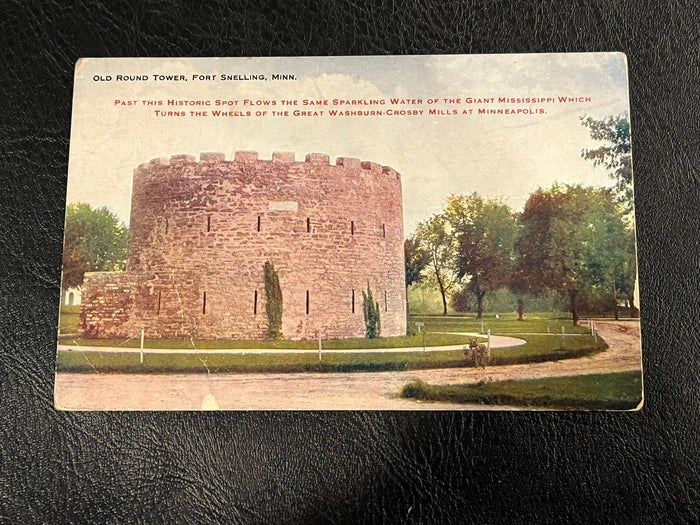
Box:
left=264, top=261, right=283, bottom=339
left=362, top=283, right=381, bottom=338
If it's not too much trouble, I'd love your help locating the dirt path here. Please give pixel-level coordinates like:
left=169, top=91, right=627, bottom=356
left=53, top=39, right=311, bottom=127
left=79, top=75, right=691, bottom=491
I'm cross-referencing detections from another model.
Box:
left=54, top=320, right=642, bottom=411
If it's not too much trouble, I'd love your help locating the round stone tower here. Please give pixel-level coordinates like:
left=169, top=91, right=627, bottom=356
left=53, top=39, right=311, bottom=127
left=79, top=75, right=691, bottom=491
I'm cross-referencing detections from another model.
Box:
left=81, top=151, right=406, bottom=340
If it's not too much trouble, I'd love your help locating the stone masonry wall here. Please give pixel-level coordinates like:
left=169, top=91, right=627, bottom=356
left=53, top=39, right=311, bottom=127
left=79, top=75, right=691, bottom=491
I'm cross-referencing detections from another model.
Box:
left=80, top=151, right=406, bottom=340
left=80, top=272, right=136, bottom=339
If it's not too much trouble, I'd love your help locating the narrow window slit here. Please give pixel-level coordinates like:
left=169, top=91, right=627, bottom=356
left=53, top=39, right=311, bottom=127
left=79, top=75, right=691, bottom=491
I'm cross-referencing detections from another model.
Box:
left=352, top=289, right=355, bottom=313
left=202, top=292, right=207, bottom=314
left=165, top=218, right=169, bottom=234
left=384, top=291, right=388, bottom=312
left=207, top=215, right=211, bottom=232
left=306, top=291, right=310, bottom=315
left=157, top=291, right=161, bottom=314
left=253, top=290, right=258, bottom=315
left=382, top=223, right=386, bottom=238
left=351, top=220, right=355, bottom=235
left=257, top=215, right=261, bottom=231
left=307, top=217, right=311, bottom=233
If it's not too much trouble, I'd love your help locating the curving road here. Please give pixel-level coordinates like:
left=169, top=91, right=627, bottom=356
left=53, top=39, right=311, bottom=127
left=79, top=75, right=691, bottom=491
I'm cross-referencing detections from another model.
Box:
left=54, top=320, right=642, bottom=411
left=56, top=332, right=525, bottom=355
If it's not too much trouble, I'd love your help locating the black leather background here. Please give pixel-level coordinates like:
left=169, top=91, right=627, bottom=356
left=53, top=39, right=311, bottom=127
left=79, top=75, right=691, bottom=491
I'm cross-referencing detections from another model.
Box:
left=1, top=1, right=698, bottom=523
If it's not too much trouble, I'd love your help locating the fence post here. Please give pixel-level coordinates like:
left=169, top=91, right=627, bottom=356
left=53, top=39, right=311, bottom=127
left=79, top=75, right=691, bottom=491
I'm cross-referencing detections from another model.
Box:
left=140, top=329, right=145, bottom=364
left=561, top=326, right=565, bottom=349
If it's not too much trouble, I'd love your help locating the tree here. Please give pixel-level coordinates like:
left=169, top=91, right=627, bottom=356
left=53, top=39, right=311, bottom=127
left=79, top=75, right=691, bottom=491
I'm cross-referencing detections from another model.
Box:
left=362, top=283, right=381, bottom=338
left=264, top=261, right=283, bottom=339
left=612, top=229, right=639, bottom=317
left=516, top=184, right=635, bottom=325
left=62, top=203, right=128, bottom=289
left=404, top=236, right=430, bottom=289
left=509, top=264, right=530, bottom=321
left=571, top=192, right=637, bottom=318
left=445, top=194, right=520, bottom=319
left=415, top=214, right=457, bottom=315
left=404, top=236, right=430, bottom=314
left=581, top=113, right=633, bottom=211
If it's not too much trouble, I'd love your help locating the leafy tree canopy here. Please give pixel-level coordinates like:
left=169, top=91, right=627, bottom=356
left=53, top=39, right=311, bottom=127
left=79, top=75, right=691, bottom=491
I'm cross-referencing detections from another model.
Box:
left=404, top=236, right=430, bottom=289
left=581, top=112, right=633, bottom=210
left=445, top=194, right=520, bottom=318
left=62, top=203, right=128, bottom=289
left=516, top=184, right=635, bottom=324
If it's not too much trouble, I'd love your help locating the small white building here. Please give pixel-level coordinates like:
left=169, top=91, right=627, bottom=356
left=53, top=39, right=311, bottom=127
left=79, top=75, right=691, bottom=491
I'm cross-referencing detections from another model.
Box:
left=62, top=286, right=82, bottom=306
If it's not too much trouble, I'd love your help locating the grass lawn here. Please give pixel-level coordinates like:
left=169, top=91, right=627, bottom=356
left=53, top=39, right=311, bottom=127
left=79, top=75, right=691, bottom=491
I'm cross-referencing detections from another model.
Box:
left=56, top=308, right=607, bottom=374
left=488, top=335, right=605, bottom=365
left=409, top=312, right=592, bottom=335
left=57, top=348, right=473, bottom=374
left=399, top=371, right=643, bottom=410
left=59, top=305, right=80, bottom=334
left=58, top=309, right=593, bottom=349
left=57, top=331, right=469, bottom=350
left=56, top=333, right=606, bottom=374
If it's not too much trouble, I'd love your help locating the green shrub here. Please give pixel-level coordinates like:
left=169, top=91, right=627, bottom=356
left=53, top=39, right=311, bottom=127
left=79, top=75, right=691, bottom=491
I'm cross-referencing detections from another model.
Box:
left=399, top=380, right=430, bottom=400
left=362, top=284, right=381, bottom=338
left=483, top=288, right=518, bottom=313
left=450, top=286, right=473, bottom=312
left=264, top=261, right=283, bottom=340
left=407, top=278, right=446, bottom=314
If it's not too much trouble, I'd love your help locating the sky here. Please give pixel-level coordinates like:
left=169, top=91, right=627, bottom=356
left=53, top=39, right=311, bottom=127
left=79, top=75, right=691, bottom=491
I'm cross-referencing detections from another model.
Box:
left=66, top=54, right=630, bottom=233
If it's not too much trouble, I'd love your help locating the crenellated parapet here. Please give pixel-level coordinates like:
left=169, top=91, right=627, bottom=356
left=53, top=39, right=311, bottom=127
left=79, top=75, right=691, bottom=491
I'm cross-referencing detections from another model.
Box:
left=133, top=151, right=402, bottom=181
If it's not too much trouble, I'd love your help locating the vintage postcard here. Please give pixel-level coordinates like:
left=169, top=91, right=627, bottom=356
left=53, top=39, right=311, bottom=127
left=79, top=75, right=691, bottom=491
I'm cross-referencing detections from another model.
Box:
left=55, top=54, right=643, bottom=410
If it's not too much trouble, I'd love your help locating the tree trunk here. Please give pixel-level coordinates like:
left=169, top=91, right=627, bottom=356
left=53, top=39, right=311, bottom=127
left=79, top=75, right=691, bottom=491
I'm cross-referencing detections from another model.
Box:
left=517, top=298, right=524, bottom=321
left=405, top=287, right=411, bottom=334
left=629, top=297, right=639, bottom=318
left=475, top=290, right=485, bottom=319
left=569, top=289, right=579, bottom=326
left=435, top=271, right=448, bottom=316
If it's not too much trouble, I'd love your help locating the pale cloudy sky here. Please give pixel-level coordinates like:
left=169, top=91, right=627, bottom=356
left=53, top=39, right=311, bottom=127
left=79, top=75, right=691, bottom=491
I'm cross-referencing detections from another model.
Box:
left=66, top=54, right=630, bottom=233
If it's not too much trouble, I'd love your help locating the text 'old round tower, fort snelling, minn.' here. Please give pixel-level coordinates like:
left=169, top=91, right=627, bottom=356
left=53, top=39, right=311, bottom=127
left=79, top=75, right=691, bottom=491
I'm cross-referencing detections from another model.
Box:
left=79, top=151, right=407, bottom=340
